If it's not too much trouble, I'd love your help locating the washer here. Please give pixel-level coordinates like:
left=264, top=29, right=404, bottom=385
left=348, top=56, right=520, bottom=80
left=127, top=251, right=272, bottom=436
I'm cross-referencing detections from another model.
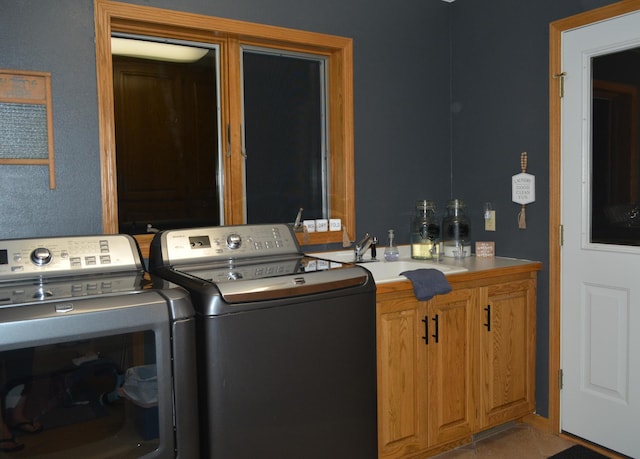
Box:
left=148, top=224, right=377, bottom=459
left=0, top=234, right=198, bottom=458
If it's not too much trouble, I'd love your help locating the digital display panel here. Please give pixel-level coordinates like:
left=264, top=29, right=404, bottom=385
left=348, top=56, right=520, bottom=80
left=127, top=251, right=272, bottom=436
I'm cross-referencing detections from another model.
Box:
left=0, top=249, right=7, bottom=265
left=188, top=236, right=211, bottom=249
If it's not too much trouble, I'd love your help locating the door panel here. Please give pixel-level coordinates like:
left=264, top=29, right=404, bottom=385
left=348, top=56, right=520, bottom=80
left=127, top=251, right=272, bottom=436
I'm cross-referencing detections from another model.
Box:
left=581, top=283, right=629, bottom=403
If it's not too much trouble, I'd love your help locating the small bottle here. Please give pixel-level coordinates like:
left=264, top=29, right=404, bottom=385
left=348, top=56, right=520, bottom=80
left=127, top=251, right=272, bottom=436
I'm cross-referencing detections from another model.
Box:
left=411, top=200, right=440, bottom=260
left=384, top=229, right=400, bottom=261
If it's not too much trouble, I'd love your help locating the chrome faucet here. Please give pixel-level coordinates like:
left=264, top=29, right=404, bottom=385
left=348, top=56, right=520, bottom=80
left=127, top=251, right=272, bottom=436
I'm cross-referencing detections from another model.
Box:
left=355, top=233, right=377, bottom=262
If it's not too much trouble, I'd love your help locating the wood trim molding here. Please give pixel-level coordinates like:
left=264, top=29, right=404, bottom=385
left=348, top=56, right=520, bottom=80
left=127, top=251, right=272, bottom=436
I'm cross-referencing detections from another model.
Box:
left=548, top=0, right=640, bottom=435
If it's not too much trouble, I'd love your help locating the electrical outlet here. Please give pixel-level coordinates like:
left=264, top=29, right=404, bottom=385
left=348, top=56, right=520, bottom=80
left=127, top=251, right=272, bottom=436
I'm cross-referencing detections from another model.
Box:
left=485, top=210, right=496, bottom=231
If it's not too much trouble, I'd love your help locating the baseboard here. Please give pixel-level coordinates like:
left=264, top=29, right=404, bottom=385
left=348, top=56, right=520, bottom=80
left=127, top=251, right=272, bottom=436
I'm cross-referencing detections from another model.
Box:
left=522, top=413, right=552, bottom=432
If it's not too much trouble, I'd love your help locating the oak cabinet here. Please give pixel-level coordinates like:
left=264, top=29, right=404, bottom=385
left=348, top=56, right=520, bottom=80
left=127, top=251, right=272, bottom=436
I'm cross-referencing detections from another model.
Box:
left=477, top=279, right=536, bottom=429
left=377, top=294, right=428, bottom=457
left=376, top=269, right=538, bottom=459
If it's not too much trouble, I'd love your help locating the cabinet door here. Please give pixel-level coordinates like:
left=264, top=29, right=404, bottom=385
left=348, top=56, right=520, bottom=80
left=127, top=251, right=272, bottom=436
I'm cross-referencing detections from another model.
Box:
left=426, top=288, right=476, bottom=446
left=377, top=295, right=428, bottom=458
left=478, top=279, right=536, bottom=428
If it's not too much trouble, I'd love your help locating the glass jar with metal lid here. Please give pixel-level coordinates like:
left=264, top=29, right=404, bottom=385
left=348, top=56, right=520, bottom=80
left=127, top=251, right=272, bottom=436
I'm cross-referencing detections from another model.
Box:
left=442, top=198, right=471, bottom=258
left=410, top=200, right=440, bottom=260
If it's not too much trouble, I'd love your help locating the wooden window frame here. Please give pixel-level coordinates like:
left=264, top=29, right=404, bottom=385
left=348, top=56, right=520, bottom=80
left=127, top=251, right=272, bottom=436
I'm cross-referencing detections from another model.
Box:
left=94, top=0, right=355, bottom=254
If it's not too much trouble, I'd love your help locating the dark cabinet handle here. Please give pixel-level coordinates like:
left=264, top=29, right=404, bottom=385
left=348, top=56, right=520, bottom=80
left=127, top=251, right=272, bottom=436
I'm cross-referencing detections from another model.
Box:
left=432, top=314, right=439, bottom=343
left=422, top=316, right=429, bottom=344
left=484, top=304, right=491, bottom=331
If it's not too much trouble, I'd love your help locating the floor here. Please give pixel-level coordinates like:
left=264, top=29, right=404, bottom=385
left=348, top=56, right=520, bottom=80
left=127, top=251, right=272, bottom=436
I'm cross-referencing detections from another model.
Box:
left=431, top=422, right=599, bottom=459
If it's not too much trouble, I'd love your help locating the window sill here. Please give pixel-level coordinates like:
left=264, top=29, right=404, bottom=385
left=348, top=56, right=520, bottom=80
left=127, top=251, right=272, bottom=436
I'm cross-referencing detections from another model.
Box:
left=295, top=230, right=347, bottom=247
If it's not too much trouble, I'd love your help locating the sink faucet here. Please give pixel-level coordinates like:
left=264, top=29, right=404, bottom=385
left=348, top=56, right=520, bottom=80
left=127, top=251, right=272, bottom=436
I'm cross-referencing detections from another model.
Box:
left=355, top=233, right=377, bottom=262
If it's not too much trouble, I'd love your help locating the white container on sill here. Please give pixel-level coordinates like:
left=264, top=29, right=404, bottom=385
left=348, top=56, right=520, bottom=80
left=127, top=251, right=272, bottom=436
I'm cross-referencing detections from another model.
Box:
left=315, top=219, right=328, bottom=232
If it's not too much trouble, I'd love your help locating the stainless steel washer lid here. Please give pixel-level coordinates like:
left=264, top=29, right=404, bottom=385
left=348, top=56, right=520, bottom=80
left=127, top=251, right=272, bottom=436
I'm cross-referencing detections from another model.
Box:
left=149, top=224, right=374, bottom=306
left=174, top=258, right=369, bottom=303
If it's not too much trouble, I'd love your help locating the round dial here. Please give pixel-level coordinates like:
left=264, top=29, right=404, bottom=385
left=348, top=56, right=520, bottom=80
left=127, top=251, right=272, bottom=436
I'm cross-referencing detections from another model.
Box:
left=226, top=234, right=242, bottom=249
left=31, top=247, right=53, bottom=266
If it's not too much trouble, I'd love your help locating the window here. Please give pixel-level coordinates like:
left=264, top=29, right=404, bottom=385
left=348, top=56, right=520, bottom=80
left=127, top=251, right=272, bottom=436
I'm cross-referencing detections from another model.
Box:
left=591, top=49, right=640, bottom=246
left=94, top=0, right=355, bottom=253
left=242, top=47, right=327, bottom=223
left=112, top=38, right=221, bottom=234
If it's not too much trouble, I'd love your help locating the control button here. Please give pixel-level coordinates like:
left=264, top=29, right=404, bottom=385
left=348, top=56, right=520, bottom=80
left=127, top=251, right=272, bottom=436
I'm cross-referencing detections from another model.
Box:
left=70, top=257, right=82, bottom=267
left=100, top=255, right=111, bottom=264
left=11, top=266, right=24, bottom=272
left=55, top=303, right=74, bottom=313
left=60, top=250, right=69, bottom=259
left=226, top=234, right=242, bottom=249
left=85, top=256, right=97, bottom=265
left=33, top=287, right=53, bottom=299
left=13, top=253, right=22, bottom=262
left=31, top=247, right=52, bottom=266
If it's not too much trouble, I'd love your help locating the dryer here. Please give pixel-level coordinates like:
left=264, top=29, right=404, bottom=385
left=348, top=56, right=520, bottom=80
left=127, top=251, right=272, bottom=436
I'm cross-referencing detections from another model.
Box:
left=0, top=234, right=198, bottom=458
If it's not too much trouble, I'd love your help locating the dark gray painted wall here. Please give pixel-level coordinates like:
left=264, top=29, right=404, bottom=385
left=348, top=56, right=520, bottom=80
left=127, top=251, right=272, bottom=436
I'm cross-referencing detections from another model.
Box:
left=0, top=0, right=625, bottom=419
left=0, top=0, right=452, bottom=238
left=451, top=0, right=619, bottom=417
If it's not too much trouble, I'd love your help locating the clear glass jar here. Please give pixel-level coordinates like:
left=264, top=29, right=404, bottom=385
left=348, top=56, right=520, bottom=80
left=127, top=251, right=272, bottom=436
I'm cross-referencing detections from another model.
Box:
left=442, top=199, right=471, bottom=258
left=410, top=200, right=440, bottom=260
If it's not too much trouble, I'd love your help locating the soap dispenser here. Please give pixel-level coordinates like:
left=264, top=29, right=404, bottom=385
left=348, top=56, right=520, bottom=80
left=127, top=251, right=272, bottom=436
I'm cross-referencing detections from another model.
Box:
left=384, top=229, right=400, bottom=261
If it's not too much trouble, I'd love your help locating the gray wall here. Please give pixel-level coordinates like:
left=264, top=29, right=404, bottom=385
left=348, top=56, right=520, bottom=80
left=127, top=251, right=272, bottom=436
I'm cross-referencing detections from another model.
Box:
left=450, top=0, right=619, bottom=417
left=0, top=0, right=452, bottom=238
left=0, top=0, right=624, bottom=418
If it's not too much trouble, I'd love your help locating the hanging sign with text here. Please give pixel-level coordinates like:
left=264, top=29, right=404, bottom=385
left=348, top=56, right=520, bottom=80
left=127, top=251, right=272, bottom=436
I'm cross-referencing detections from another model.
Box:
left=511, top=172, right=535, bottom=205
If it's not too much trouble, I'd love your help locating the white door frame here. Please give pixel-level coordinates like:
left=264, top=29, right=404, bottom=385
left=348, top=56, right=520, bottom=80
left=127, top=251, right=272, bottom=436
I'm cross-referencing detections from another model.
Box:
left=548, top=0, right=640, bottom=435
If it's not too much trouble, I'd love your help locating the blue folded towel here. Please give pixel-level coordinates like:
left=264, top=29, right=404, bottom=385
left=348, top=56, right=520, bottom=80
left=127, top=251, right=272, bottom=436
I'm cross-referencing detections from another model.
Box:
left=399, top=268, right=452, bottom=301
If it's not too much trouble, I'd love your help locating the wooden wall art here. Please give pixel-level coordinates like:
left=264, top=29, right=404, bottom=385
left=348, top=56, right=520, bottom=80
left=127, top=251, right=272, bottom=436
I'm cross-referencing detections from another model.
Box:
left=0, top=69, right=56, bottom=189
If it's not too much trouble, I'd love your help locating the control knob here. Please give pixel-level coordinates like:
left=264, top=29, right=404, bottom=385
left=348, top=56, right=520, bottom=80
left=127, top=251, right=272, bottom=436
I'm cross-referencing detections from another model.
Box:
left=226, top=233, right=242, bottom=249
left=31, top=247, right=53, bottom=266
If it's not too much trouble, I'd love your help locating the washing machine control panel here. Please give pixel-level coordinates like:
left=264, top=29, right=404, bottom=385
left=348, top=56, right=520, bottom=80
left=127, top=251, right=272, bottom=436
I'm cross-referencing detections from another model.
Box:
left=157, top=224, right=300, bottom=265
left=0, top=234, right=143, bottom=281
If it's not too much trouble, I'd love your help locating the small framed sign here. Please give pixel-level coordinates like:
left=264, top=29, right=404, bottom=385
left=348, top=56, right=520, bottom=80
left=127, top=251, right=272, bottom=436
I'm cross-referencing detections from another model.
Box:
left=0, top=69, right=56, bottom=188
left=475, top=241, right=495, bottom=258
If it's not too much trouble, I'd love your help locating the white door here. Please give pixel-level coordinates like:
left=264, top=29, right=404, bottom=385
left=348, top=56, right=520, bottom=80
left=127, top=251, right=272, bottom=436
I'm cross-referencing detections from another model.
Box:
left=561, top=10, right=640, bottom=458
